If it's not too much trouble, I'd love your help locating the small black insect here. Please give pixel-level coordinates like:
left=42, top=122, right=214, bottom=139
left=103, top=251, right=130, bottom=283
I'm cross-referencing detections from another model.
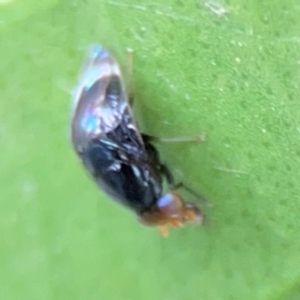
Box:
left=70, top=45, right=204, bottom=235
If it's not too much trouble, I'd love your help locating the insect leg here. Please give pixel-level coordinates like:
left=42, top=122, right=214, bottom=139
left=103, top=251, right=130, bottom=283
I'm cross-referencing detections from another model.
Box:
left=161, top=164, right=208, bottom=205
left=142, top=133, right=206, bottom=143
left=126, top=48, right=134, bottom=106
left=160, top=163, right=175, bottom=187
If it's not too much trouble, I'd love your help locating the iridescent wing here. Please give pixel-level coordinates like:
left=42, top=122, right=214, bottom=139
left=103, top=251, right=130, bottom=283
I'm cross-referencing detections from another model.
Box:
left=70, top=45, right=144, bottom=155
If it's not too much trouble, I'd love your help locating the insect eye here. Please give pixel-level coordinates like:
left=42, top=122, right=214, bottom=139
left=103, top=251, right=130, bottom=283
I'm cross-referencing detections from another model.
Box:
left=157, top=193, right=183, bottom=217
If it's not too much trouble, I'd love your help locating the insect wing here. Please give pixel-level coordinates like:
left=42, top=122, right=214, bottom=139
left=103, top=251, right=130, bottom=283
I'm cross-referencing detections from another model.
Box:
left=70, top=45, right=142, bottom=154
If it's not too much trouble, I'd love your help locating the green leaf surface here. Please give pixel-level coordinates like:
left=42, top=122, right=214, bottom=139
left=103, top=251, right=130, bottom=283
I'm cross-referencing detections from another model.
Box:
left=1, top=0, right=300, bottom=299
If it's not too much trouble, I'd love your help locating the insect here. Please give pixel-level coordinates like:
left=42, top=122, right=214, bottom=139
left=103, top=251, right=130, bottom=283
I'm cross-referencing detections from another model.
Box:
left=70, top=45, right=204, bottom=235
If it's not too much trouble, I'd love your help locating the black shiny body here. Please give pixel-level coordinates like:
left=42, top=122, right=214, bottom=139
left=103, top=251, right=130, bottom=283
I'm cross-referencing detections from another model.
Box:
left=71, top=46, right=165, bottom=214
left=81, top=114, right=164, bottom=213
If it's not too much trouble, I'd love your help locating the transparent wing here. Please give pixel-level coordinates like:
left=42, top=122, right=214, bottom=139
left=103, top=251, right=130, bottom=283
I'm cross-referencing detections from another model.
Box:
left=70, top=45, right=142, bottom=154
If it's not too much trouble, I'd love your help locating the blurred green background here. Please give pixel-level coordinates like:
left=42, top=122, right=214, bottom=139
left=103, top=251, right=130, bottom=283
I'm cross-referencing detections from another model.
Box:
left=1, top=0, right=300, bottom=299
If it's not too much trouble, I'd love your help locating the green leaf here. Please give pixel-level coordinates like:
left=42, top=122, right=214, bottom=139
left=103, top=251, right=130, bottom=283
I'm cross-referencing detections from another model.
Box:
left=1, top=0, right=300, bottom=299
